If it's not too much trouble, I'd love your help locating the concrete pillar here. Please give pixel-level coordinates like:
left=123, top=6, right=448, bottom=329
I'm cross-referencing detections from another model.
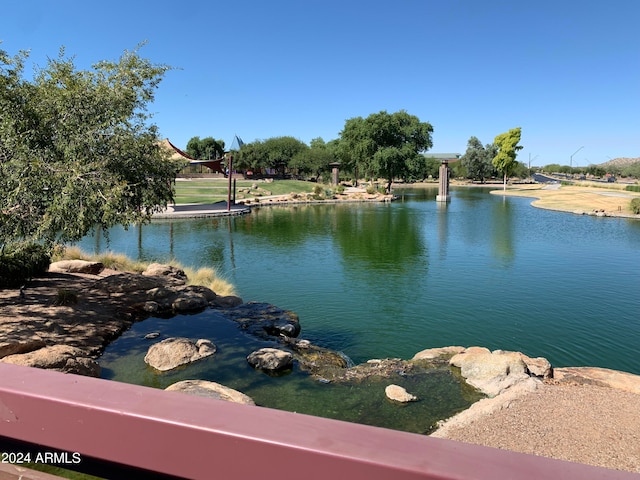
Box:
left=436, top=160, right=450, bottom=202
left=329, top=162, right=340, bottom=186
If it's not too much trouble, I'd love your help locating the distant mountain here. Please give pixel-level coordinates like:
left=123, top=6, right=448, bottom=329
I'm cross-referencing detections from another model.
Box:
left=596, top=157, right=640, bottom=168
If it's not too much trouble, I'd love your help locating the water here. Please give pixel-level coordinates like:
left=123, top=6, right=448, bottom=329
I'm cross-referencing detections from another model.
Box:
left=78, top=187, right=640, bottom=432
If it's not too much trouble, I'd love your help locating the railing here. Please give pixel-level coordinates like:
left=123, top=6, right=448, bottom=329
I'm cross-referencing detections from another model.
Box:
left=0, top=363, right=636, bottom=480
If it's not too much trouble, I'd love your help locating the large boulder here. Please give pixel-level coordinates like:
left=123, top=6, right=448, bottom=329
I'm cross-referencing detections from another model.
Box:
left=247, top=348, right=293, bottom=371
left=144, top=337, right=216, bottom=372
left=1, top=345, right=100, bottom=377
left=0, top=338, right=46, bottom=359
left=165, top=380, right=255, bottom=405
left=172, top=292, right=209, bottom=313
left=49, top=260, right=104, bottom=275
left=412, top=346, right=465, bottom=361
left=143, top=263, right=188, bottom=283
left=91, top=272, right=167, bottom=294
left=449, top=347, right=530, bottom=397
left=518, top=352, right=553, bottom=378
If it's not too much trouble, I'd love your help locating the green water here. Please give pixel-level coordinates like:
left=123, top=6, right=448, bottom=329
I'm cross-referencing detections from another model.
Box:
left=81, top=186, right=640, bottom=433
left=99, top=312, right=483, bottom=434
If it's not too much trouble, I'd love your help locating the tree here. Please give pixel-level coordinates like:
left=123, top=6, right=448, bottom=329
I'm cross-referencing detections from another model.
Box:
left=460, top=136, right=498, bottom=183
left=340, top=110, right=433, bottom=192
left=492, top=127, right=523, bottom=190
left=262, top=136, right=308, bottom=174
left=0, top=44, right=182, bottom=249
left=290, top=137, right=336, bottom=179
left=186, top=136, right=225, bottom=160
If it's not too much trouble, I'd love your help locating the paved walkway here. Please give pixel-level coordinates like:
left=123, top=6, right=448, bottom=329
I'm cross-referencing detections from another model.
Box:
left=153, top=202, right=251, bottom=218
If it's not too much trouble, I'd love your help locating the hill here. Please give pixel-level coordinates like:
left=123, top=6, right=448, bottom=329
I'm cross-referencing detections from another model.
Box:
left=596, top=157, right=640, bottom=169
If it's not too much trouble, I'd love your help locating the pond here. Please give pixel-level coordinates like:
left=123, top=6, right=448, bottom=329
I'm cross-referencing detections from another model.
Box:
left=78, top=186, right=640, bottom=432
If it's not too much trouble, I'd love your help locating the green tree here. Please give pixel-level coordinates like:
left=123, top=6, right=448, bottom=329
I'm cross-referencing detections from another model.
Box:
left=621, top=162, right=640, bottom=179
left=0, top=44, right=181, bottom=248
left=340, top=110, right=433, bottom=192
left=186, top=136, right=225, bottom=159
left=493, top=127, right=523, bottom=190
left=235, top=136, right=308, bottom=176
left=408, top=155, right=441, bottom=182
left=460, top=136, right=498, bottom=183
left=290, top=137, right=336, bottom=180
left=262, top=136, right=308, bottom=174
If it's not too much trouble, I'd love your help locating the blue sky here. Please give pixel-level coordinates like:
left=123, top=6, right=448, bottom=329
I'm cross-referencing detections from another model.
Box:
left=3, top=0, right=639, bottom=167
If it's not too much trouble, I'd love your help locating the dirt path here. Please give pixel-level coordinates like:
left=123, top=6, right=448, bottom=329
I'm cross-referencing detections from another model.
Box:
left=431, top=376, right=640, bottom=474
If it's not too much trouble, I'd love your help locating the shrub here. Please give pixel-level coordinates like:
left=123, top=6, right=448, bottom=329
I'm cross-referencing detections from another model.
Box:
left=0, top=243, right=51, bottom=288
left=625, top=185, right=640, bottom=193
left=53, top=288, right=78, bottom=306
left=631, top=198, right=640, bottom=214
left=335, top=184, right=345, bottom=194
left=365, top=185, right=376, bottom=194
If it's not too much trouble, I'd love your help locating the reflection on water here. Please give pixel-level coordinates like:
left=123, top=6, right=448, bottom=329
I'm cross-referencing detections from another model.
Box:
left=491, top=196, right=515, bottom=264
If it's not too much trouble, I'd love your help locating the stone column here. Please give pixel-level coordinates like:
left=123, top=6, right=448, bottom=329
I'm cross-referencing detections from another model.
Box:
left=329, top=162, right=340, bottom=186
left=436, top=160, right=450, bottom=202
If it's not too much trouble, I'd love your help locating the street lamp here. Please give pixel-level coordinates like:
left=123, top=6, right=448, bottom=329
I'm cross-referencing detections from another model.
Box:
left=570, top=146, right=584, bottom=171
left=528, top=153, right=539, bottom=177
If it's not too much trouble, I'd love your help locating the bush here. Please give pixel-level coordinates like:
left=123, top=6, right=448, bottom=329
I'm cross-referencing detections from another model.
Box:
left=335, top=184, right=345, bottom=194
left=53, top=288, right=78, bottom=306
left=625, top=185, right=640, bottom=193
left=631, top=198, right=640, bottom=215
left=366, top=185, right=376, bottom=194
left=0, top=243, right=51, bottom=288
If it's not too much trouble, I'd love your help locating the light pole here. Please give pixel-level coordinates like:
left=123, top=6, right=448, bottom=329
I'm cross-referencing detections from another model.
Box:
left=528, top=153, right=538, bottom=177
left=570, top=146, right=584, bottom=171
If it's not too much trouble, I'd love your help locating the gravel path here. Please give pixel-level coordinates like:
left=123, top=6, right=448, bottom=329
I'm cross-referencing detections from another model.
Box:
left=432, top=382, right=640, bottom=474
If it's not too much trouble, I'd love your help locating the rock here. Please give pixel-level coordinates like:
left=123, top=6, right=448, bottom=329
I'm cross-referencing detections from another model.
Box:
left=285, top=339, right=350, bottom=376
left=144, top=332, right=160, bottom=339
left=182, top=285, right=217, bottom=302
left=91, top=272, right=167, bottom=293
left=216, top=302, right=301, bottom=340
left=211, top=295, right=244, bottom=308
left=165, top=380, right=255, bottom=405
left=0, top=338, right=46, bottom=359
left=412, top=346, right=465, bottom=360
left=1, top=345, right=100, bottom=377
left=247, top=348, right=293, bottom=371
left=553, top=367, right=640, bottom=394
left=142, top=263, right=187, bottom=283
left=144, top=337, right=216, bottom=372
left=142, top=301, right=160, bottom=313
left=450, top=347, right=530, bottom=397
left=519, top=353, right=553, bottom=378
left=385, top=384, right=418, bottom=402
left=49, top=260, right=104, bottom=275
left=172, top=292, right=209, bottom=313
left=146, top=287, right=174, bottom=300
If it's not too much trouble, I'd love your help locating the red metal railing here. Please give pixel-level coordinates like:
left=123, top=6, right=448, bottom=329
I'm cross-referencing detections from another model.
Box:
left=0, top=363, right=635, bottom=479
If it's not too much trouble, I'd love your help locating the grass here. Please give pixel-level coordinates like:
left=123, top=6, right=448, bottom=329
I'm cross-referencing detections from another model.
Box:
left=173, top=178, right=317, bottom=204
left=53, top=288, right=78, bottom=306
left=54, top=246, right=236, bottom=296
left=495, top=184, right=640, bottom=215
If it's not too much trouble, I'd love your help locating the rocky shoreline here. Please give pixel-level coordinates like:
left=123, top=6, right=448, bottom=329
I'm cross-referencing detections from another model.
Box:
left=1, top=262, right=640, bottom=472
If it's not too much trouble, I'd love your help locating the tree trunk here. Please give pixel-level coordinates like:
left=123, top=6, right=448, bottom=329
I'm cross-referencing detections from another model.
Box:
left=503, top=173, right=507, bottom=190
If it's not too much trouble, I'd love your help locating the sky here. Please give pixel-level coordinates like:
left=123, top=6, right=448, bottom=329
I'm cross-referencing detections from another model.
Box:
left=3, top=0, right=639, bottom=167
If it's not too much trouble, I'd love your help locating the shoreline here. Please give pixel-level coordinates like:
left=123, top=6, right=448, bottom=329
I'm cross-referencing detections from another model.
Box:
left=156, top=181, right=640, bottom=220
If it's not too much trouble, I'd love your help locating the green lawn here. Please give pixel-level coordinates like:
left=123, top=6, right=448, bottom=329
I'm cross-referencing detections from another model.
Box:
left=173, top=178, right=317, bottom=204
